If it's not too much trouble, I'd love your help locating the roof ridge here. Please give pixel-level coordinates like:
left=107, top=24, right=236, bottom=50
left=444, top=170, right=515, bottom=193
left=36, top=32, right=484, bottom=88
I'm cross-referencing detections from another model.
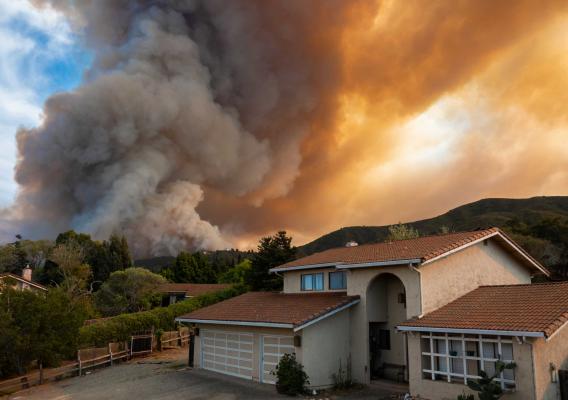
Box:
left=309, top=227, right=499, bottom=253
left=478, top=281, right=568, bottom=288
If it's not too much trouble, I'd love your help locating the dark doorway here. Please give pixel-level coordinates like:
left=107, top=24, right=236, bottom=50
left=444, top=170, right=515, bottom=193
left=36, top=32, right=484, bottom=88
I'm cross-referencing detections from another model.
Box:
left=369, top=322, right=390, bottom=379
left=560, top=370, right=568, bottom=400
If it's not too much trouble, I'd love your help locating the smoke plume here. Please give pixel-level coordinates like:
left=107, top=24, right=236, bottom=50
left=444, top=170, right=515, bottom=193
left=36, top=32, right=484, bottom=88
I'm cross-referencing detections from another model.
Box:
left=4, top=0, right=568, bottom=253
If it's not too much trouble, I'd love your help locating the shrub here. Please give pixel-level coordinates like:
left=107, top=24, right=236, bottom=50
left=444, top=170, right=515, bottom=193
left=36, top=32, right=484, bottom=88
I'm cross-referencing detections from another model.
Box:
left=273, top=353, right=309, bottom=396
left=79, top=284, right=246, bottom=347
left=457, top=392, right=475, bottom=400
left=467, top=361, right=516, bottom=400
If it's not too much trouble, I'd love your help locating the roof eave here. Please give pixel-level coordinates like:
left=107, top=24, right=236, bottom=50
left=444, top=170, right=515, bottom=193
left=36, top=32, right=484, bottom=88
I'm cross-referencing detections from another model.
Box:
left=293, top=298, right=360, bottom=332
left=174, top=318, right=294, bottom=329
left=420, top=230, right=549, bottom=276
left=396, top=325, right=545, bottom=338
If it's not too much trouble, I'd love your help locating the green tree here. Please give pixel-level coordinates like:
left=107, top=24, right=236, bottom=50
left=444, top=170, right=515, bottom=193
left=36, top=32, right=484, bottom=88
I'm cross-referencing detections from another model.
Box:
left=219, top=259, right=252, bottom=284
left=387, top=223, right=420, bottom=241
left=171, top=251, right=216, bottom=283
left=55, top=230, right=133, bottom=284
left=246, top=231, right=296, bottom=291
left=94, top=267, right=166, bottom=316
left=0, top=288, right=89, bottom=377
left=49, top=242, right=92, bottom=297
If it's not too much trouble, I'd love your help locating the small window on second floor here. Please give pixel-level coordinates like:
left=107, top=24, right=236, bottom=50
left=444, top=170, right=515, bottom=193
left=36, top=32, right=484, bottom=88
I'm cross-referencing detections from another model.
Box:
left=301, top=273, right=323, bottom=291
left=329, top=271, right=347, bottom=290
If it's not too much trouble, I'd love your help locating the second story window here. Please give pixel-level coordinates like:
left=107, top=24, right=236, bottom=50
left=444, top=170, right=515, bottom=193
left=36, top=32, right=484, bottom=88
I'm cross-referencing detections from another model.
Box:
left=301, top=273, right=323, bottom=291
left=329, top=271, right=347, bottom=290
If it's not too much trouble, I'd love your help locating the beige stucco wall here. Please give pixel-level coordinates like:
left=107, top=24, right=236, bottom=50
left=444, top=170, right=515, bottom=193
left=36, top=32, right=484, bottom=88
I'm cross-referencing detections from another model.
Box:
left=407, top=334, right=536, bottom=400
left=532, top=324, right=568, bottom=399
left=283, top=267, right=345, bottom=293
left=302, top=308, right=351, bottom=388
left=421, top=240, right=531, bottom=314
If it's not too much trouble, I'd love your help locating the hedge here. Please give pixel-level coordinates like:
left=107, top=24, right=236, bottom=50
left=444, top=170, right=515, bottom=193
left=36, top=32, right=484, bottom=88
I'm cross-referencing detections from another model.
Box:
left=79, top=284, right=247, bottom=347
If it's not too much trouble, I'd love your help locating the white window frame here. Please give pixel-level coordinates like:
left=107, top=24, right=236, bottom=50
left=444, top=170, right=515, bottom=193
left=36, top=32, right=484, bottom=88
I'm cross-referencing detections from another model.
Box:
left=328, top=270, right=347, bottom=290
left=420, top=332, right=515, bottom=390
left=301, top=272, right=324, bottom=291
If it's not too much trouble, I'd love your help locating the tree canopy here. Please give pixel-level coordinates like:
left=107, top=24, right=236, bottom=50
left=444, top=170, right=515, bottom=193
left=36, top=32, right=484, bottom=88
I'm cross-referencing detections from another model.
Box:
left=0, top=288, right=89, bottom=377
left=94, top=267, right=166, bottom=316
left=386, top=223, right=420, bottom=241
left=219, top=259, right=252, bottom=285
left=246, top=231, right=296, bottom=291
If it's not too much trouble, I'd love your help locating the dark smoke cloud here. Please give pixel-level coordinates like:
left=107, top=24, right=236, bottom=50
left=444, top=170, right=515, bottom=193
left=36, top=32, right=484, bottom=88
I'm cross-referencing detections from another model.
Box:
left=4, top=0, right=568, bottom=253
left=5, top=0, right=357, bottom=255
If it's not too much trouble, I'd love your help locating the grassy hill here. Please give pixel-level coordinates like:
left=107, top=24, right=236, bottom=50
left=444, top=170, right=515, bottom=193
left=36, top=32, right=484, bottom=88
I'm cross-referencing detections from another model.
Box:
left=298, top=196, right=568, bottom=279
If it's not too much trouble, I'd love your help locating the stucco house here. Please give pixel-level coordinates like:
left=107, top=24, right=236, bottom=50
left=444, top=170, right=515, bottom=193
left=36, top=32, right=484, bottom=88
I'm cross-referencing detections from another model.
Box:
left=176, top=228, right=568, bottom=399
left=0, top=266, right=47, bottom=293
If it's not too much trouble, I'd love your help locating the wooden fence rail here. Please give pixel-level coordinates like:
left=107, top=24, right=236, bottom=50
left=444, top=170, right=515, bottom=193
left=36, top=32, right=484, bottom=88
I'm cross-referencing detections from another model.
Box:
left=0, top=344, right=129, bottom=395
left=0, top=330, right=191, bottom=395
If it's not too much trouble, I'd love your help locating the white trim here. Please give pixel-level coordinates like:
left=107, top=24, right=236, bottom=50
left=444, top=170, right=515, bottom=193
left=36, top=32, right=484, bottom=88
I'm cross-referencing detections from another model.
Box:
left=175, top=318, right=294, bottom=329
left=270, top=262, right=340, bottom=273
left=421, top=231, right=548, bottom=275
left=0, top=274, right=47, bottom=291
left=545, top=319, right=568, bottom=342
left=336, top=259, right=422, bottom=269
left=396, top=325, right=545, bottom=338
left=293, top=299, right=360, bottom=332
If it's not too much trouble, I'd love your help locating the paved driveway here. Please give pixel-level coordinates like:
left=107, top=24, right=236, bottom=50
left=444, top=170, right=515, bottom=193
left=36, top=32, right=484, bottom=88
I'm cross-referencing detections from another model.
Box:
left=6, top=350, right=403, bottom=400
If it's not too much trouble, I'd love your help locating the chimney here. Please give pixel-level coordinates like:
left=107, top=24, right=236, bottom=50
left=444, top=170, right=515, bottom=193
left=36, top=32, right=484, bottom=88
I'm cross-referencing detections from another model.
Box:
left=345, top=241, right=359, bottom=247
left=22, top=265, right=32, bottom=281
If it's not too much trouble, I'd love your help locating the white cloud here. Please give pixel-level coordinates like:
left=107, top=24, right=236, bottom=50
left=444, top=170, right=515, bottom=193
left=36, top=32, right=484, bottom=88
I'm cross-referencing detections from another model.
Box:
left=0, top=0, right=81, bottom=207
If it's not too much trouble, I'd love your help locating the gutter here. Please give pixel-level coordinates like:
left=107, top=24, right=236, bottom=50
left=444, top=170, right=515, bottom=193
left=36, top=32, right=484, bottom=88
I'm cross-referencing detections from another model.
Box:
left=396, top=325, right=545, bottom=338
left=270, top=262, right=341, bottom=273
left=174, top=318, right=294, bottom=329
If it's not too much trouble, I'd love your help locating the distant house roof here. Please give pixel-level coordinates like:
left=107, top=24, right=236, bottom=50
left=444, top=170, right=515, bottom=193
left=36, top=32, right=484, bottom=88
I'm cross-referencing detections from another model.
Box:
left=158, top=283, right=231, bottom=296
left=176, top=291, right=360, bottom=331
left=398, top=282, right=568, bottom=338
left=0, top=273, right=47, bottom=292
left=270, top=227, right=548, bottom=275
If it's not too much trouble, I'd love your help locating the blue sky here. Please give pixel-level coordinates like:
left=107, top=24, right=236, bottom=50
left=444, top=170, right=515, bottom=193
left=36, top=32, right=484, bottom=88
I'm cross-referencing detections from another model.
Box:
left=0, top=0, right=89, bottom=206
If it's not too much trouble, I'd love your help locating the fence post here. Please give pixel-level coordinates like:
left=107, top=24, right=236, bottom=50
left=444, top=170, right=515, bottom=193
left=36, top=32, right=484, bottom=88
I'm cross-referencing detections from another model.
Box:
left=77, top=352, right=82, bottom=377
left=39, top=361, right=43, bottom=385
left=108, top=343, right=113, bottom=366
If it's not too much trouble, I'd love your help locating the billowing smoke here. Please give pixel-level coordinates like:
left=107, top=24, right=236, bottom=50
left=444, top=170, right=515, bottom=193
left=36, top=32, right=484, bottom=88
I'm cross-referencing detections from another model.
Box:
left=7, top=0, right=354, bottom=255
left=4, top=0, right=568, bottom=254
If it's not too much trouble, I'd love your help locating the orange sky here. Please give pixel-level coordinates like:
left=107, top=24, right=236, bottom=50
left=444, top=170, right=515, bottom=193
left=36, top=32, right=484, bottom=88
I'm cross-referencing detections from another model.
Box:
left=202, top=0, right=568, bottom=248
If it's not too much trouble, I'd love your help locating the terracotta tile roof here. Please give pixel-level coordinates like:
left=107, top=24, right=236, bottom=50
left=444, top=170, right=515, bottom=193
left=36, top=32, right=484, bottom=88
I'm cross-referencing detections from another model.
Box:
left=398, top=282, right=568, bottom=337
left=159, top=283, right=231, bottom=296
left=177, top=291, right=360, bottom=328
left=275, top=228, right=546, bottom=274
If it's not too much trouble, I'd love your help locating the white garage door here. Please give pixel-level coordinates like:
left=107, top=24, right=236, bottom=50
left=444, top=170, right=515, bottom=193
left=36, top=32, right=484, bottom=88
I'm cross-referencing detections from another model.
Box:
left=201, top=330, right=254, bottom=379
left=261, top=335, right=295, bottom=384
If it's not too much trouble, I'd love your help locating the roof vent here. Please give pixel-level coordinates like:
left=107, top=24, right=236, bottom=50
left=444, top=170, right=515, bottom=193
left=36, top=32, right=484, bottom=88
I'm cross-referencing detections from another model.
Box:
left=345, top=241, right=358, bottom=247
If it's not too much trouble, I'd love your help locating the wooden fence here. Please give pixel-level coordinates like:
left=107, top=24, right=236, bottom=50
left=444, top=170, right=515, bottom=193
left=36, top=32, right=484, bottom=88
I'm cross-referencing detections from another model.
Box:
left=0, top=329, right=190, bottom=395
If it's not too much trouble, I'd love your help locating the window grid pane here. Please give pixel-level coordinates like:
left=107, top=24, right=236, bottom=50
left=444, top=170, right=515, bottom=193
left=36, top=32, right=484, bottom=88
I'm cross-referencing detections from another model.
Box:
left=421, top=334, right=515, bottom=390
left=329, top=271, right=346, bottom=290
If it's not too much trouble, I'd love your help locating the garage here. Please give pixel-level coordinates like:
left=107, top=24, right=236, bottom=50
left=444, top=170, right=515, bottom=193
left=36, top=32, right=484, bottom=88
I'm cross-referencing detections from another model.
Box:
left=176, top=291, right=360, bottom=387
left=201, top=330, right=254, bottom=379
left=260, top=335, right=295, bottom=384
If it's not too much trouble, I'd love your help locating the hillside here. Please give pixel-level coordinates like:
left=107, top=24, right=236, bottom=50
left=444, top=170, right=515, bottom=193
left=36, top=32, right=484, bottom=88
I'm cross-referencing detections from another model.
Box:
left=298, top=196, right=568, bottom=279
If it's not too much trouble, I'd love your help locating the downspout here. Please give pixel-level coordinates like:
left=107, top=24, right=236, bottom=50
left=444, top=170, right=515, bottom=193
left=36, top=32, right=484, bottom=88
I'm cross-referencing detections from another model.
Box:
left=408, top=263, right=424, bottom=318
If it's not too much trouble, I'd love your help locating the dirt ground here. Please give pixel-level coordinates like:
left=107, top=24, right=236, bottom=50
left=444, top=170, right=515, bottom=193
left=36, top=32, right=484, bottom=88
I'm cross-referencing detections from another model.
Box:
left=5, top=348, right=406, bottom=400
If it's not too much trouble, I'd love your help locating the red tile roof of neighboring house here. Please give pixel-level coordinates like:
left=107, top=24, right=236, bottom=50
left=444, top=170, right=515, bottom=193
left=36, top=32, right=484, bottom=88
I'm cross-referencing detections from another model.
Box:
left=159, top=283, right=231, bottom=296
left=398, top=282, right=568, bottom=337
left=273, top=228, right=547, bottom=275
left=176, top=291, right=360, bottom=329
left=0, top=273, right=47, bottom=291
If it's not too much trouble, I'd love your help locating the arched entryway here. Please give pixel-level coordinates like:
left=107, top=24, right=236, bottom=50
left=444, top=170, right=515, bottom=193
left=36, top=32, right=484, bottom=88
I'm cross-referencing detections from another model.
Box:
left=366, top=273, right=407, bottom=382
